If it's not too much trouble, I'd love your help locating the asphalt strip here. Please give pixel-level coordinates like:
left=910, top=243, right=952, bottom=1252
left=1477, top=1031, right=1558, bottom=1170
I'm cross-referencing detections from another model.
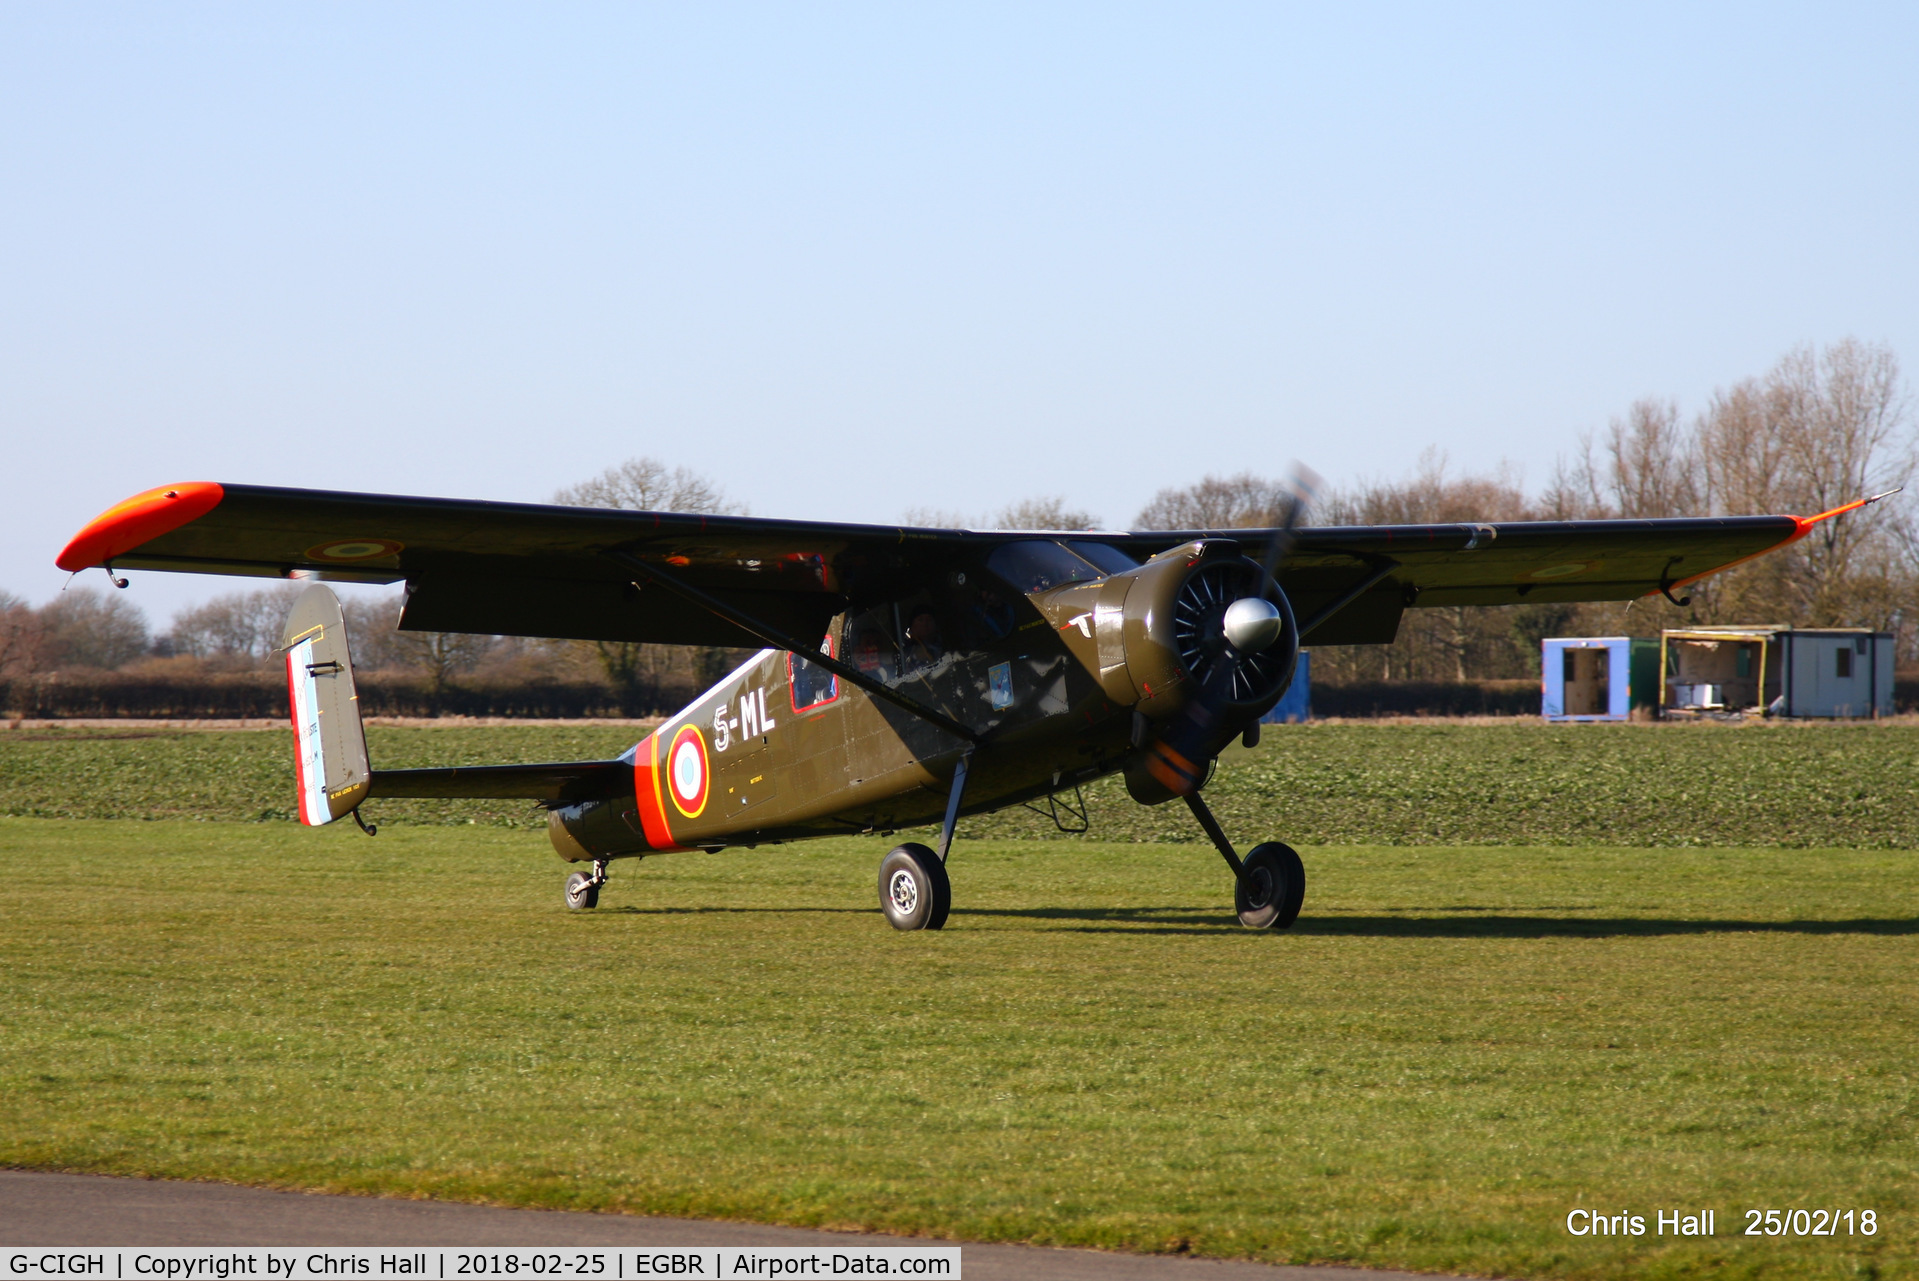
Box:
left=0, top=1172, right=1458, bottom=1281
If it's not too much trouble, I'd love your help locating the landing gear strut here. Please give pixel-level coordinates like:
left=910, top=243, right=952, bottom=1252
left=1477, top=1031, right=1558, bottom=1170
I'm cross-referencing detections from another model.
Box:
left=565, top=859, right=609, bottom=911
left=877, top=752, right=970, bottom=931
left=1183, top=791, right=1305, bottom=929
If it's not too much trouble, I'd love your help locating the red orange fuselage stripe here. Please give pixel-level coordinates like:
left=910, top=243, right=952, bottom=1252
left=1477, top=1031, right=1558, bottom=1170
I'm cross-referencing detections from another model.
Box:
left=630, top=731, right=689, bottom=851
left=56, top=482, right=225, bottom=572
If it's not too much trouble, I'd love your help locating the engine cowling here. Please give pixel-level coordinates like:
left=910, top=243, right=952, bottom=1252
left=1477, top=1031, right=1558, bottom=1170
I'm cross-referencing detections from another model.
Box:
left=1036, top=538, right=1300, bottom=724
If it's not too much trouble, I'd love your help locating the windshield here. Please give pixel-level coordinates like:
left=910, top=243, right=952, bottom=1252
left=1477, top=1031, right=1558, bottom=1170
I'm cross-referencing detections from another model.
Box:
left=986, top=540, right=1105, bottom=594
left=1065, top=541, right=1140, bottom=575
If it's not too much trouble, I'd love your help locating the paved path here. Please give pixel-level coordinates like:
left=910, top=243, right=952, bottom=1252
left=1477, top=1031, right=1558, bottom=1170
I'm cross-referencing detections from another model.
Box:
left=0, top=1172, right=1455, bottom=1281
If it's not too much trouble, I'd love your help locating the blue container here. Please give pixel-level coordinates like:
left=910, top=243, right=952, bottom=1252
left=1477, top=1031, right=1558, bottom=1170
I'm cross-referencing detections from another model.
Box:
left=1263, top=651, right=1312, bottom=724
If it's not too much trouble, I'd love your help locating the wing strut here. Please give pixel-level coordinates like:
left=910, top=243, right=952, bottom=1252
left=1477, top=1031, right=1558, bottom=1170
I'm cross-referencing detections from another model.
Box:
left=603, top=549, right=983, bottom=746
left=1296, top=557, right=1400, bottom=641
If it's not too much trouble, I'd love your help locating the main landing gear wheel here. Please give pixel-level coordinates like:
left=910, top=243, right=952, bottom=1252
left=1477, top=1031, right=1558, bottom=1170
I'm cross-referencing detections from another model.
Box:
left=565, top=861, right=608, bottom=911
left=879, top=843, right=950, bottom=932
left=1235, top=842, right=1305, bottom=930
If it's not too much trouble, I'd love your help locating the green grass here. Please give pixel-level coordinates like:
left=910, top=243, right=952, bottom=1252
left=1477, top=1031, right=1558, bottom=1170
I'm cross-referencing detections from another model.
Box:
left=4, top=721, right=1918, bottom=846
left=1, top=817, right=1912, bottom=1279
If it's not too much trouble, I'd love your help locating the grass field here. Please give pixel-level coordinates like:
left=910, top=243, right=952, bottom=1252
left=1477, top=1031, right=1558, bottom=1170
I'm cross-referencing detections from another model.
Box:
left=5, top=719, right=1919, bottom=846
left=1, top=812, right=1914, bottom=1280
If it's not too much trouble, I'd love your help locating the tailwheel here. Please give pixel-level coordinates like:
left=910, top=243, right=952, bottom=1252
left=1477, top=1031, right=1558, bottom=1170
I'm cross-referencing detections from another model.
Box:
left=565, top=859, right=609, bottom=911
left=878, top=843, right=950, bottom=931
left=1235, top=842, right=1305, bottom=930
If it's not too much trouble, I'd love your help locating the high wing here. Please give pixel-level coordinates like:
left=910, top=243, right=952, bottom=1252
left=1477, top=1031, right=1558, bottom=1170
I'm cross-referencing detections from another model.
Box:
left=58, top=481, right=1824, bottom=648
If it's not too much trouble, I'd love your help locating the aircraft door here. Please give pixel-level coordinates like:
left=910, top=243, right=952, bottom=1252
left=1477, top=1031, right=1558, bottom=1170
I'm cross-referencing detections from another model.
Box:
left=766, top=627, right=851, bottom=817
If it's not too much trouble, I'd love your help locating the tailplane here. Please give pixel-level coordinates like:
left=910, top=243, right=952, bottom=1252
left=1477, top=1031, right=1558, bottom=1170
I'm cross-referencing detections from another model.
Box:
left=281, top=583, right=371, bottom=825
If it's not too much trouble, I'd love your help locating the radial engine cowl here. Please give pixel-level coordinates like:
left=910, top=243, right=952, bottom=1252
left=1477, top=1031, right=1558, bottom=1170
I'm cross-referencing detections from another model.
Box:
left=1036, top=539, right=1299, bottom=720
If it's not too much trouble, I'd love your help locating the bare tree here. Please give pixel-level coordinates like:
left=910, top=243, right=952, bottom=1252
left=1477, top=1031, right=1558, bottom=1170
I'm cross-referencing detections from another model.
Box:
left=168, top=584, right=304, bottom=664
left=1606, top=398, right=1699, bottom=518
left=0, top=591, right=45, bottom=678
left=899, top=506, right=971, bottom=528
left=993, top=496, right=1102, bottom=530
left=552, top=457, right=746, bottom=713
left=1540, top=401, right=1697, bottom=521
left=338, top=594, right=409, bottom=669
left=1320, top=450, right=1532, bottom=525
left=1313, top=453, right=1537, bottom=683
left=1135, top=472, right=1289, bottom=530
left=554, top=457, right=736, bottom=514
left=39, top=588, right=150, bottom=670
left=1694, top=339, right=1915, bottom=627
left=384, top=628, right=496, bottom=695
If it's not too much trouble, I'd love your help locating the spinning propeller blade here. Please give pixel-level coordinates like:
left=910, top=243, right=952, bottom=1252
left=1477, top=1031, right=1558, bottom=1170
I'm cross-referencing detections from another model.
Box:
left=1258, top=461, right=1322, bottom=589
left=1140, top=462, right=1318, bottom=798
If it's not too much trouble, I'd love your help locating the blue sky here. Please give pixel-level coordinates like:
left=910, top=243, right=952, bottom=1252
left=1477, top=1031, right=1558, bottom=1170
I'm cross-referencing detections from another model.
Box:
left=5, top=3, right=1916, bottom=620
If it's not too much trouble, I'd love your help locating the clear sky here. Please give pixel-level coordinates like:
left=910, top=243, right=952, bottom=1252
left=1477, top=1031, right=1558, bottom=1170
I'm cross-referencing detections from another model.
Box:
left=5, top=3, right=1916, bottom=622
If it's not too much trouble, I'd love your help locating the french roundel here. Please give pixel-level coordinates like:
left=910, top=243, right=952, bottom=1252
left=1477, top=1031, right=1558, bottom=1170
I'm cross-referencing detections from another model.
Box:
left=666, top=724, right=709, bottom=818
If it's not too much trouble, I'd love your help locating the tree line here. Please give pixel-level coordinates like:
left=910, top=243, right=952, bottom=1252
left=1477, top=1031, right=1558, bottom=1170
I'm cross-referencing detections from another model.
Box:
left=1135, top=338, right=1916, bottom=681
left=5, top=338, right=1912, bottom=708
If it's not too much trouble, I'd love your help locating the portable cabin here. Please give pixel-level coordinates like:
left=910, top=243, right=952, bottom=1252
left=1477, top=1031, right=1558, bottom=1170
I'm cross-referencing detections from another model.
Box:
left=1659, top=627, right=1894, bottom=719
left=1659, top=626, right=1778, bottom=716
left=1541, top=637, right=1659, bottom=721
left=1773, top=629, right=1894, bottom=718
left=1263, top=650, right=1311, bottom=723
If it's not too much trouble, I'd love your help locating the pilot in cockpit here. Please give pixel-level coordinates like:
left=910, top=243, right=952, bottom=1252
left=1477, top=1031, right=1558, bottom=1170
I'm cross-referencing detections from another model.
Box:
left=904, top=611, right=944, bottom=668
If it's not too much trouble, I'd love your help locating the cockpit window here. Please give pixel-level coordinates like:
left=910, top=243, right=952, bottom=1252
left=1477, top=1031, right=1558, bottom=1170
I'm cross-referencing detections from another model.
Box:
left=986, top=540, right=1104, bottom=594
left=1065, top=541, right=1140, bottom=575
left=788, top=631, right=840, bottom=712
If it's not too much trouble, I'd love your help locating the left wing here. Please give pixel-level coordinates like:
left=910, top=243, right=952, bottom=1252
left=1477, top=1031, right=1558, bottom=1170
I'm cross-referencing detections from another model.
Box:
left=58, top=481, right=1832, bottom=648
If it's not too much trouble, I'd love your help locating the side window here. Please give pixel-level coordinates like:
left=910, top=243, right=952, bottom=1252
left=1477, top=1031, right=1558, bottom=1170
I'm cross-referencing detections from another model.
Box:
left=788, top=632, right=841, bottom=712
left=840, top=596, right=958, bottom=685
left=1836, top=646, right=1852, bottom=679
left=843, top=606, right=898, bottom=685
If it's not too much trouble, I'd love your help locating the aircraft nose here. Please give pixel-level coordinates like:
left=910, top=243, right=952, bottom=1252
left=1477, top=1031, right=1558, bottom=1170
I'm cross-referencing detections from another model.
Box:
left=1222, top=596, right=1284, bottom=652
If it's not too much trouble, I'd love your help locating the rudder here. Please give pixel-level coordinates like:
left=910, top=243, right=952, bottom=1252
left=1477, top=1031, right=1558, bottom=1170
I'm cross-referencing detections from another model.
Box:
left=282, top=583, right=371, bottom=825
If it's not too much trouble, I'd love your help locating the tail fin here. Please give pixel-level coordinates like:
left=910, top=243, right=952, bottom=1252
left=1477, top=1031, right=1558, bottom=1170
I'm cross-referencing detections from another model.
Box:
left=281, top=583, right=371, bottom=825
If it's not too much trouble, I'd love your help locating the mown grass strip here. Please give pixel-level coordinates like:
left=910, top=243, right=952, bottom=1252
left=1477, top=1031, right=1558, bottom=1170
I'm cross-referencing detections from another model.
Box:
left=0, top=818, right=1911, bottom=1279
left=4, top=721, right=1918, bottom=846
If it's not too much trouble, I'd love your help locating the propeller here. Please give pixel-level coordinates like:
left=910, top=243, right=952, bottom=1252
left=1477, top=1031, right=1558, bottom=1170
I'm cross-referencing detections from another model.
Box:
left=1259, top=462, right=1322, bottom=588
left=1140, top=462, right=1319, bottom=798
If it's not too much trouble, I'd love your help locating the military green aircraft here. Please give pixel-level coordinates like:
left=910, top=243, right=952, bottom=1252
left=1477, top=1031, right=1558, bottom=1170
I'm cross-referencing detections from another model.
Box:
left=57, top=479, right=1875, bottom=930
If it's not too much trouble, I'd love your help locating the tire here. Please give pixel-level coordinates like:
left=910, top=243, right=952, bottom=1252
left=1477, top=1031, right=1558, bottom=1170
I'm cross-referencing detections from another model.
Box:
left=565, top=870, right=600, bottom=911
left=1235, top=842, right=1305, bottom=930
left=878, top=843, right=951, bottom=931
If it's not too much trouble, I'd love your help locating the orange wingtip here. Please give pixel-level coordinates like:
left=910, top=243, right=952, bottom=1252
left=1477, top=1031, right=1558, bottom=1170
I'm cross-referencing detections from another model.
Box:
left=1657, top=489, right=1901, bottom=596
left=1791, top=489, right=1901, bottom=540
left=56, top=482, right=225, bottom=572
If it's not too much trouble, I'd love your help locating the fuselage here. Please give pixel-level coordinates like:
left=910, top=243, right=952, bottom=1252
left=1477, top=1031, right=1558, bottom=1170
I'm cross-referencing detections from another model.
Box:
left=547, top=551, right=1139, bottom=861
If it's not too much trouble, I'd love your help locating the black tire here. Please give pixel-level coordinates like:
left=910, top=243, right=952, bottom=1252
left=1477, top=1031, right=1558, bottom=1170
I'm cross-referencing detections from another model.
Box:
left=878, top=843, right=951, bottom=931
left=1235, top=842, right=1305, bottom=929
left=565, top=870, right=600, bottom=911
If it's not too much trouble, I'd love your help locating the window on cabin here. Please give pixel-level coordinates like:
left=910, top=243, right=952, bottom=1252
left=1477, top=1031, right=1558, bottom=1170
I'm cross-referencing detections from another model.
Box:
left=788, top=631, right=840, bottom=711
left=1836, top=646, right=1852, bottom=679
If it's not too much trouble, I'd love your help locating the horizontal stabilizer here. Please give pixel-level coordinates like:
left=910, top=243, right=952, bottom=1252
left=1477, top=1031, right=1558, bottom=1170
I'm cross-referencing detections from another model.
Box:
left=368, top=761, right=632, bottom=804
